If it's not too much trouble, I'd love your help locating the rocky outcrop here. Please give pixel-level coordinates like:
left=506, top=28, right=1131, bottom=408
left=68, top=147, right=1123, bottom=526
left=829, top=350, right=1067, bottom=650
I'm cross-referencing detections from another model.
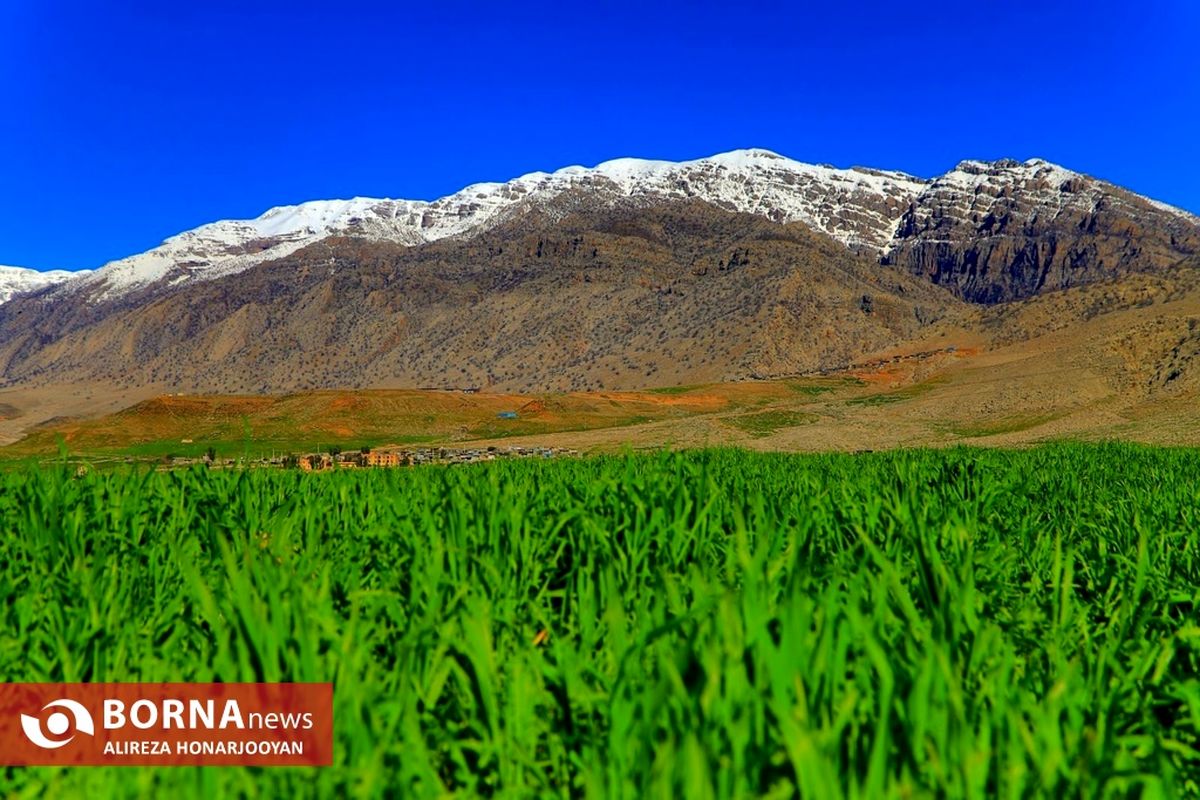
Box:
left=882, top=159, right=1200, bottom=303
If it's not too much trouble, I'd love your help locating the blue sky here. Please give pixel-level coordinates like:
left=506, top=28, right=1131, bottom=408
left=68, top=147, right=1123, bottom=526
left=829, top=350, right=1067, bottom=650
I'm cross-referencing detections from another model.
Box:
left=1, top=0, right=1197, bottom=271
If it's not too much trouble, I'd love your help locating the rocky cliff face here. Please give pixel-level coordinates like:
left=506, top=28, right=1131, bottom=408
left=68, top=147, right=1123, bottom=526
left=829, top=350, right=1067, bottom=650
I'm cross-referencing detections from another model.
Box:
left=882, top=159, right=1200, bottom=303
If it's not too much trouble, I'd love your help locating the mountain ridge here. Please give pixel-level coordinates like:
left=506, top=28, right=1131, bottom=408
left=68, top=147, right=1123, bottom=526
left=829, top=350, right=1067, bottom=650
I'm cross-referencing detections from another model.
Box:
left=8, top=149, right=1195, bottom=307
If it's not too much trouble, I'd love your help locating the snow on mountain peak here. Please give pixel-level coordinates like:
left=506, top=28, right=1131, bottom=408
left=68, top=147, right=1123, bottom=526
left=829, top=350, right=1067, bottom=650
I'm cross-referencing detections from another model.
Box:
left=67, top=149, right=935, bottom=300
left=0, top=265, right=90, bottom=305
left=32, top=149, right=1196, bottom=304
left=917, top=156, right=1200, bottom=231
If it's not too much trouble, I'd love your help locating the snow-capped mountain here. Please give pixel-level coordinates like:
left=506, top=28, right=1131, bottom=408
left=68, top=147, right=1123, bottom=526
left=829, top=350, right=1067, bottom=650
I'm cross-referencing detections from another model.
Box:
left=1, top=148, right=1198, bottom=401
left=10, top=148, right=1200, bottom=306
left=63, top=149, right=930, bottom=300
left=906, top=157, right=1199, bottom=234
left=0, top=266, right=88, bottom=304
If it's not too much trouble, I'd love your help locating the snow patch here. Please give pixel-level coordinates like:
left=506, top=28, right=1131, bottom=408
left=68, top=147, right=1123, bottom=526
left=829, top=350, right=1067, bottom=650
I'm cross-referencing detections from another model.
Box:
left=0, top=266, right=91, bottom=305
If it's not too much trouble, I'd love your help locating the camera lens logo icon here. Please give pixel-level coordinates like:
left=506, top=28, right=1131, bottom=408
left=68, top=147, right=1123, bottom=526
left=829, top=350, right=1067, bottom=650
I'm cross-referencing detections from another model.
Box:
left=20, top=699, right=95, bottom=749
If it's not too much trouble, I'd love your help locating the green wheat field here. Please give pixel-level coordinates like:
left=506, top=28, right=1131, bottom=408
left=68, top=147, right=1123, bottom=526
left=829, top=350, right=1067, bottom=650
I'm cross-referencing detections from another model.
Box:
left=2, top=445, right=1199, bottom=798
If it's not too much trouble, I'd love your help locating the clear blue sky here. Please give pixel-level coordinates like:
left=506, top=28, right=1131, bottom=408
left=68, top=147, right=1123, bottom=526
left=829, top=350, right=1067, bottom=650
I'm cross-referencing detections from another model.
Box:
left=2, top=0, right=1197, bottom=271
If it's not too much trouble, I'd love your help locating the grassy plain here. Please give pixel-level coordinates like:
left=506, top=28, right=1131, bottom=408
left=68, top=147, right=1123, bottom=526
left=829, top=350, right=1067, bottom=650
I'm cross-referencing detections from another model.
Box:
left=2, top=445, right=1198, bottom=797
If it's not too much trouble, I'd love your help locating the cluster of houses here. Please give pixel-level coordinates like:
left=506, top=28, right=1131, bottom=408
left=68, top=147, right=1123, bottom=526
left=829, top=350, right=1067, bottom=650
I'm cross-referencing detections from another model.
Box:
left=295, top=445, right=576, bottom=471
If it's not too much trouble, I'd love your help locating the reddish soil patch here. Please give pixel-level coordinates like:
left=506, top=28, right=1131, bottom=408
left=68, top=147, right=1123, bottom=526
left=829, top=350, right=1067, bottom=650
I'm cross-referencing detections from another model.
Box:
left=520, top=400, right=548, bottom=415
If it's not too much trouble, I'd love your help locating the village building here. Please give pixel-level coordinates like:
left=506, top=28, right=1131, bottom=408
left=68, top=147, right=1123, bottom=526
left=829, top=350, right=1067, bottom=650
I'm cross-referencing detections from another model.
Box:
left=362, top=450, right=401, bottom=467
left=298, top=454, right=334, bottom=471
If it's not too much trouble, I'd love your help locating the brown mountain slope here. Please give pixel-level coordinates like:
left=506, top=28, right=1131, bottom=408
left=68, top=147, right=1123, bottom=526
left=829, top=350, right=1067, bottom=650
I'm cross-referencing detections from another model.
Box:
left=0, top=200, right=965, bottom=395
left=6, top=272, right=1200, bottom=458
left=4, top=258, right=1199, bottom=453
